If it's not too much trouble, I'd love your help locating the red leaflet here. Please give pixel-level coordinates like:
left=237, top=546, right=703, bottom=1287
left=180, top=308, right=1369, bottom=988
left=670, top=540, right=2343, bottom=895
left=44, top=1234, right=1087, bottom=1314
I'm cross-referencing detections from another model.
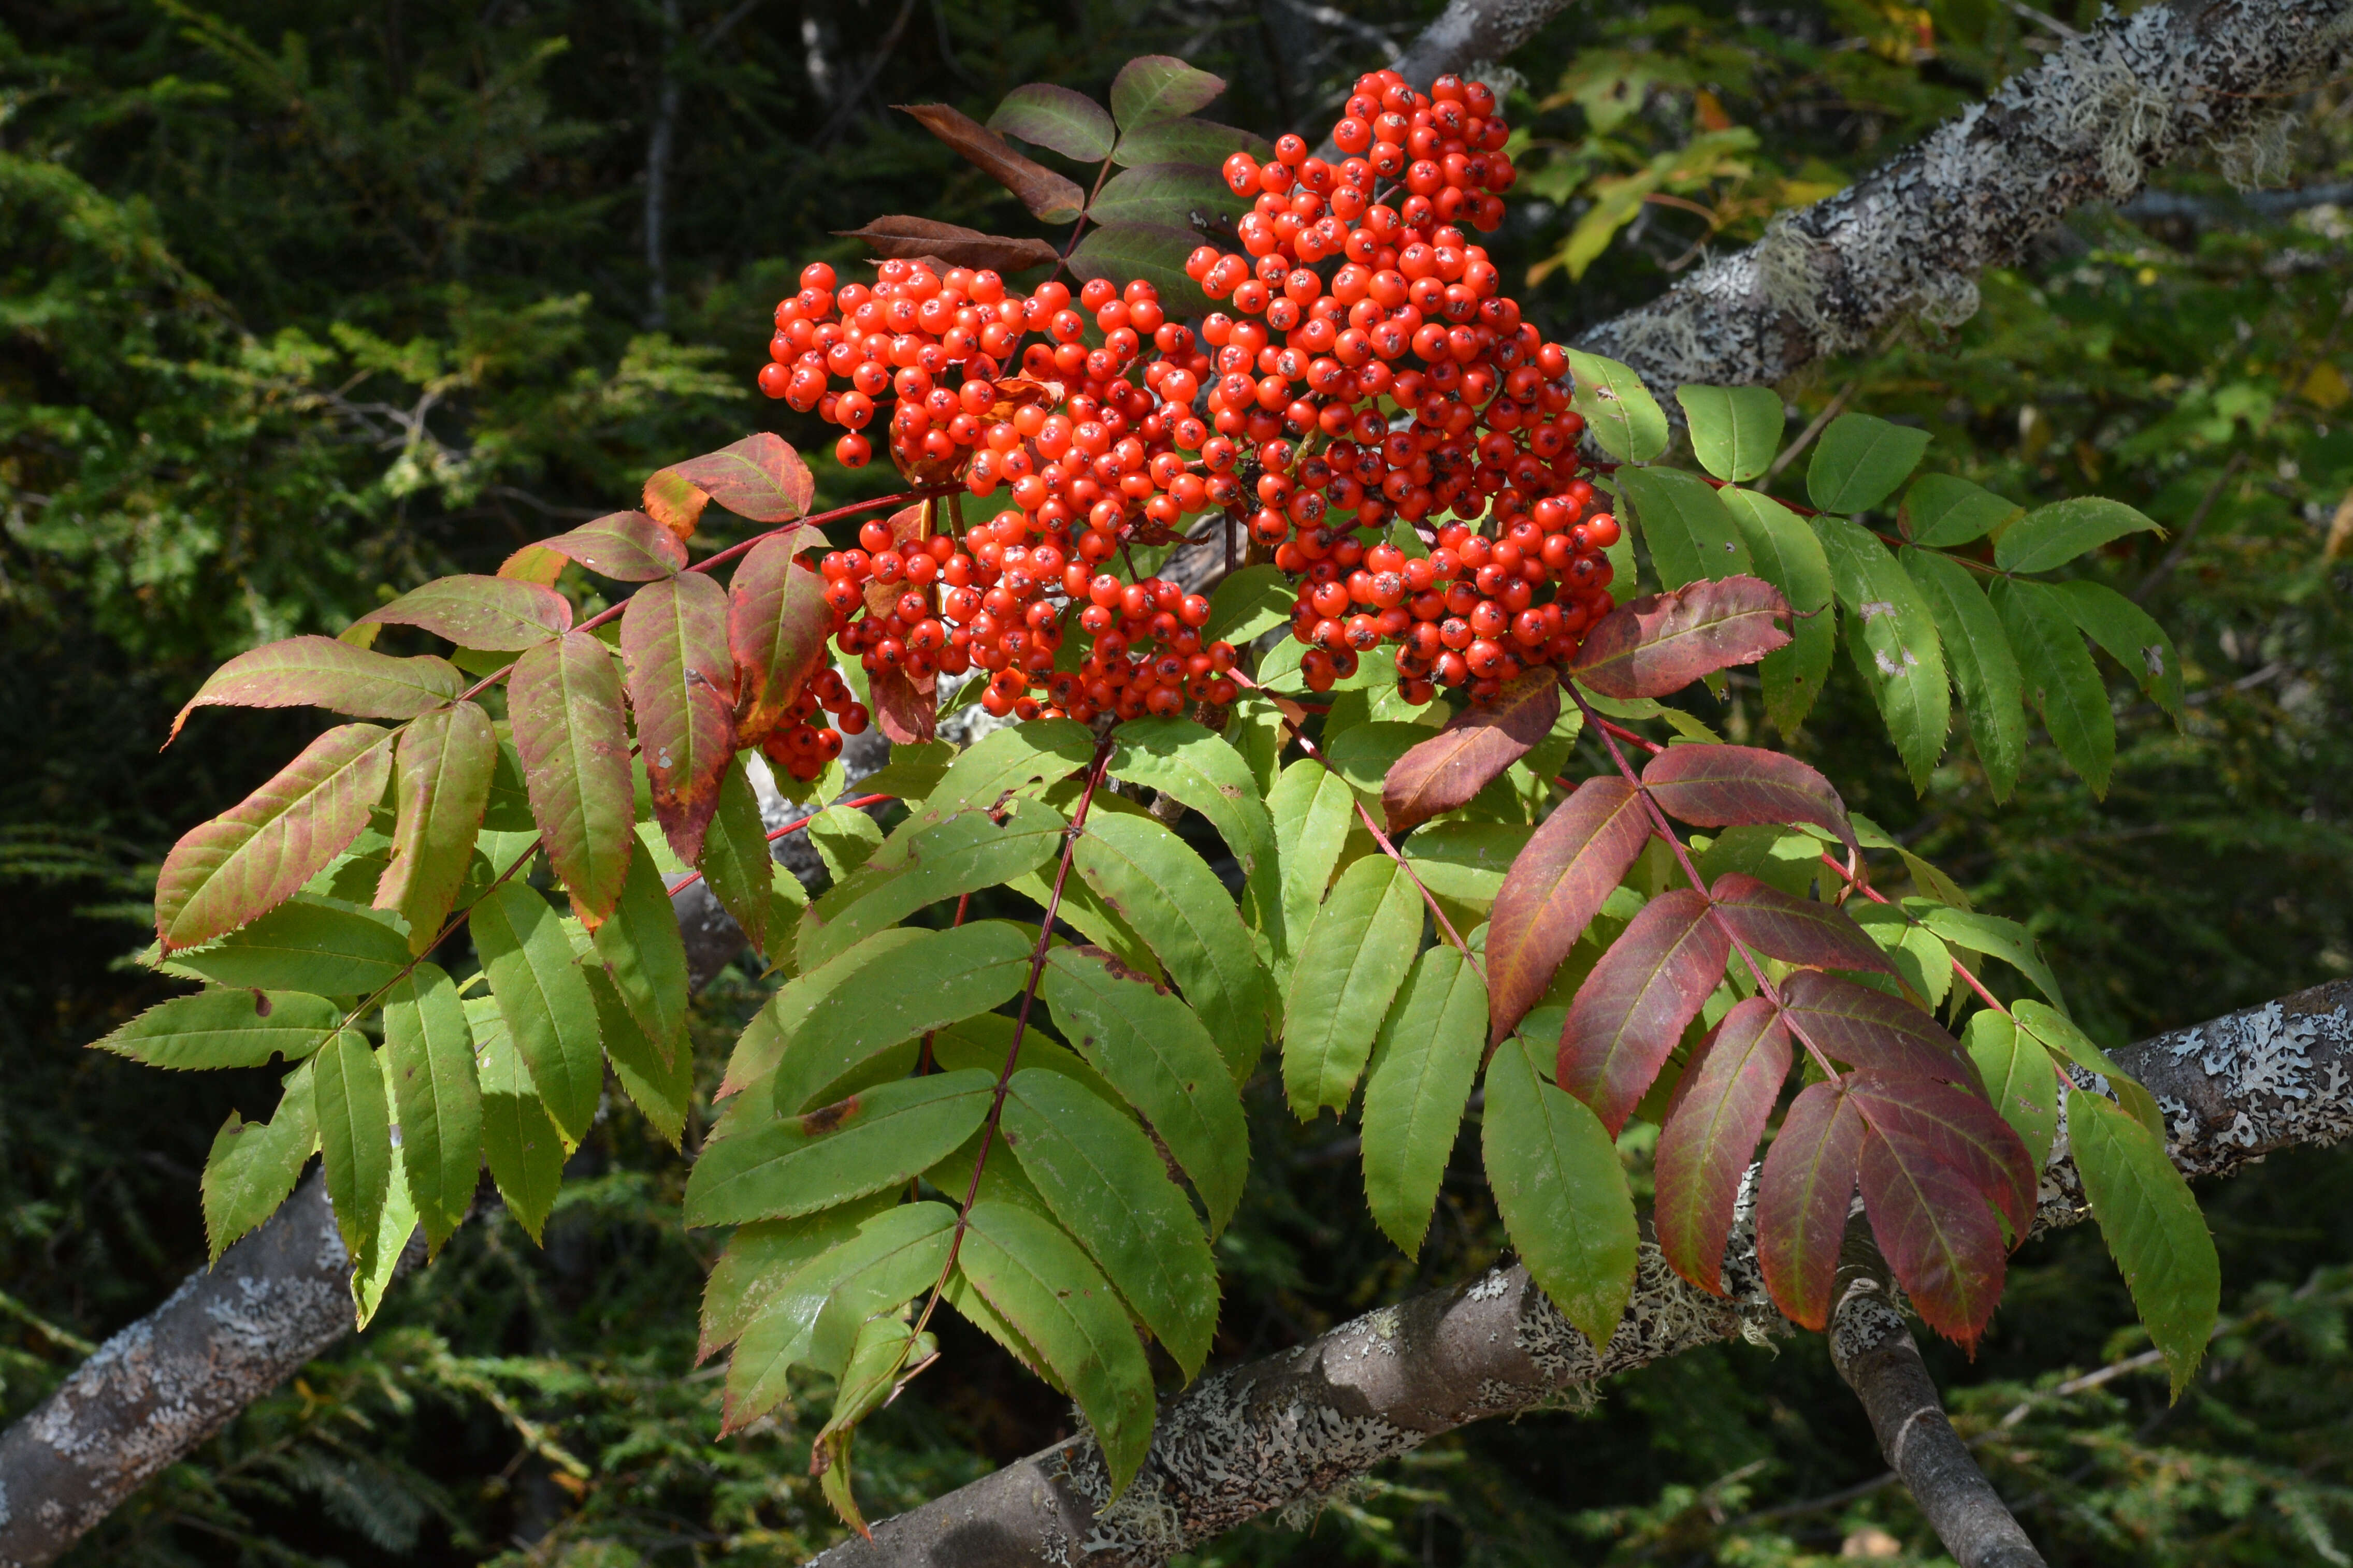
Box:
left=509, top=632, right=636, bottom=920
left=622, top=574, right=738, bottom=864
left=1857, top=1125, right=2009, bottom=1349
left=1756, top=1078, right=1864, bottom=1329
left=353, top=575, right=572, bottom=652
left=1485, top=777, right=1652, bottom=1041
left=1848, top=1072, right=2036, bottom=1242
left=1568, top=575, right=1791, bottom=699
left=1655, top=996, right=1791, bottom=1294
left=871, top=664, right=937, bottom=745
left=1558, top=888, right=1730, bottom=1134
left=729, top=534, right=833, bottom=749
left=1382, top=667, right=1561, bottom=833
left=155, top=723, right=395, bottom=950
left=168, top=636, right=462, bottom=743
left=1640, top=744, right=1857, bottom=851
left=1709, top=873, right=1893, bottom=977
left=1778, top=971, right=1980, bottom=1090
left=525, top=512, right=688, bottom=582
left=649, top=433, right=818, bottom=532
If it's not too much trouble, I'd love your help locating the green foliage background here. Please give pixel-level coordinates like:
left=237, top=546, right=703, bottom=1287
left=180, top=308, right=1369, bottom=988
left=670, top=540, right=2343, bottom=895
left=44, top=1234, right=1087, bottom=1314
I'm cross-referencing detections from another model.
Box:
left=3, top=0, right=2351, bottom=1562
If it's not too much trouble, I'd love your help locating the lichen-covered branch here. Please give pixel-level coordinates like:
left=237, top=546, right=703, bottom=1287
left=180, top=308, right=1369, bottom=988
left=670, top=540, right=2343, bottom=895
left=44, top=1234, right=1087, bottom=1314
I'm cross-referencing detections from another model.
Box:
left=1829, top=1232, right=2047, bottom=1568
left=811, top=979, right=2353, bottom=1568
left=1576, top=0, right=2352, bottom=395
left=1389, top=0, right=1574, bottom=87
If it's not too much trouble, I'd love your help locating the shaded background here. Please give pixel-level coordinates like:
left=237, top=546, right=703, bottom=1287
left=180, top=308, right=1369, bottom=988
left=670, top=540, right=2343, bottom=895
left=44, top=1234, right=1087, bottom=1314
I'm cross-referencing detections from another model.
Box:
left=5, top=0, right=2353, bottom=1561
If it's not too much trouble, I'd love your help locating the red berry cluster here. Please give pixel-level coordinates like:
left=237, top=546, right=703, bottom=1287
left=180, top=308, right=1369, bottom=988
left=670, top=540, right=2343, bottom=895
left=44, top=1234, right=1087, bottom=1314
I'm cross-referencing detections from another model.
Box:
left=759, top=665, right=870, bottom=781
left=758, top=67, right=1621, bottom=718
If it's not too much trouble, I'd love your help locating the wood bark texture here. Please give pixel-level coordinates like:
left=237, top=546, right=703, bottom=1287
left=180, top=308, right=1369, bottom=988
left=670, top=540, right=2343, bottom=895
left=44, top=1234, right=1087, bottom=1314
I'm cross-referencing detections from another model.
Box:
left=1576, top=0, right=2353, bottom=393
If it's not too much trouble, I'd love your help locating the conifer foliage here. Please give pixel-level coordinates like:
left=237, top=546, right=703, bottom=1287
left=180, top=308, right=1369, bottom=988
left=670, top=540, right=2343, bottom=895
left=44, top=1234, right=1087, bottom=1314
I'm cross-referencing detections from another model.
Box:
left=113, top=54, right=2219, bottom=1531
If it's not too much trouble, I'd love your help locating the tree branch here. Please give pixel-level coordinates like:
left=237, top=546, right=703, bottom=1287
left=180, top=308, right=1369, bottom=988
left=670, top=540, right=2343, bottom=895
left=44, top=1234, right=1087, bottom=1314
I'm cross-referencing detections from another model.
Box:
left=805, top=978, right=2353, bottom=1567
left=1576, top=0, right=2352, bottom=395
left=1389, top=0, right=1574, bottom=88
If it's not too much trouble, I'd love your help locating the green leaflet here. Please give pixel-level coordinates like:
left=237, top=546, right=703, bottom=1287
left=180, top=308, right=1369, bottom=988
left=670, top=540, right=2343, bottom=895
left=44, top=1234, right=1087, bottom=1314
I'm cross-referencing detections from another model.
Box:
left=1005, top=866, right=1162, bottom=981
left=813, top=1314, right=936, bottom=1530
left=1402, top=820, right=1532, bottom=911
left=1320, top=721, right=1426, bottom=804
left=806, top=805, right=886, bottom=883
left=591, top=836, right=691, bottom=1059
left=1901, top=474, right=2020, bottom=548
left=1674, top=384, right=1784, bottom=483
left=351, top=1130, right=420, bottom=1330
left=956, top=1200, right=1158, bottom=1496
left=1617, top=466, right=1752, bottom=589
left=1038, top=947, right=1249, bottom=1232
left=2051, top=579, right=2186, bottom=723
left=96, top=987, right=340, bottom=1070
left=1282, top=855, right=1425, bottom=1119
left=1203, top=563, right=1292, bottom=647
left=1565, top=349, right=1669, bottom=463
left=685, top=1070, right=995, bottom=1226
left=724, top=1202, right=957, bottom=1432
left=1994, top=496, right=2161, bottom=575
left=1994, top=577, right=2114, bottom=796
left=2011, top=999, right=2166, bottom=1138
left=474, top=996, right=568, bottom=1242
left=2070, top=1086, right=2219, bottom=1398
left=721, top=926, right=928, bottom=1101
left=1807, top=413, right=1930, bottom=515
left=698, top=757, right=776, bottom=956
left=382, top=964, right=481, bottom=1250
left=1361, top=946, right=1486, bottom=1256
left=884, top=719, right=1094, bottom=851
left=1110, top=717, right=1282, bottom=943
left=799, top=797, right=1063, bottom=973
left=379, top=701, right=496, bottom=953
left=1720, top=487, right=1836, bottom=734
left=588, top=965, right=691, bottom=1148
left=470, top=880, right=604, bottom=1143
left=698, top=1194, right=898, bottom=1361
left=1269, top=758, right=1355, bottom=977
left=1817, top=516, right=1951, bottom=789
left=848, top=740, right=957, bottom=805
left=1916, top=906, right=2065, bottom=1010
left=314, top=1028, right=393, bottom=1254
left=201, top=1059, right=321, bottom=1262
left=766, top=920, right=1034, bottom=1115
left=930, top=1012, right=1126, bottom=1124
left=1002, top=1068, right=1220, bottom=1376
left=1850, top=905, right=1955, bottom=1011
left=171, top=895, right=411, bottom=995
left=1482, top=1034, right=1639, bottom=1349
left=1900, top=547, right=2027, bottom=801
left=1072, top=809, right=1275, bottom=1072
left=1965, top=1012, right=2058, bottom=1171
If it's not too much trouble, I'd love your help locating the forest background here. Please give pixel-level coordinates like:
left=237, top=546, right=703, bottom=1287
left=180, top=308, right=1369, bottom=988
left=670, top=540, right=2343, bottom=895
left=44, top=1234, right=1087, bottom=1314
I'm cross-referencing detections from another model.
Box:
left=5, top=0, right=2353, bottom=1563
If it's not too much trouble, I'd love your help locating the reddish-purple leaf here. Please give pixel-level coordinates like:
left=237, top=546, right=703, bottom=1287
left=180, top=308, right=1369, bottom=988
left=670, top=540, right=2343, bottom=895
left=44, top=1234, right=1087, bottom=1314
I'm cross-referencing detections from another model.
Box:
left=509, top=633, right=636, bottom=920
left=1709, top=873, right=1893, bottom=977
left=655, top=433, right=818, bottom=529
left=155, top=724, right=395, bottom=951
left=1485, top=776, right=1652, bottom=1042
left=170, top=636, right=462, bottom=743
left=1640, top=744, right=1857, bottom=851
left=897, top=104, right=1088, bottom=222
left=1849, top=1071, right=2036, bottom=1242
left=621, top=574, right=737, bottom=864
left=376, top=701, right=496, bottom=952
left=1383, top=668, right=1561, bottom=834
left=871, top=664, right=937, bottom=745
left=1655, top=996, right=1791, bottom=1294
left=1756, top=1077, right=1864, bottom=1330
left=1569, top=574, right=1791, bottom=699
left=729, top=534, right=833, bottom=750
left=354, top=575, right=572, bottom=652
left=1778, top=971, right=1980, bottom=1090
left=1558, top=888, right=1730, bottom=1134
left=526, top=512, right=688, bottom=582
left=836, top=216, right=1063, bottom=274
left=1857, top=1123, right=2009, bottom=1349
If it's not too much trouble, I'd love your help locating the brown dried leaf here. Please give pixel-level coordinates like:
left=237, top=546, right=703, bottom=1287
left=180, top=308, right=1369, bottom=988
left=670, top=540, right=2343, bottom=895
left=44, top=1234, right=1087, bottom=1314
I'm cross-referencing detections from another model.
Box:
left=895, top=105, right=1088, bottom=222
left=837, top=216, right=1063, bottom=274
